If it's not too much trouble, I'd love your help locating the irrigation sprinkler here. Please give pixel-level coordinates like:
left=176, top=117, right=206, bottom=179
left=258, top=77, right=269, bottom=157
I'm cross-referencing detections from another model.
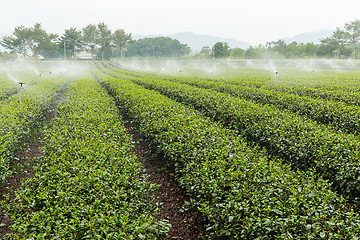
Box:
left=274, top=71, right=278, bottom=86
left=18, top=82, right=25, bottom=101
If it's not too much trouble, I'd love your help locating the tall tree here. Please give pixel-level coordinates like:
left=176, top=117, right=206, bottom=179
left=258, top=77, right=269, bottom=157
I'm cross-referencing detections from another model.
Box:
left=344, top=19, right=360, bottom=58
left=268, top=40, right=288, bottom=57
left=97, top=22, right=112, bottom=61
left=231, top=48, right=245, bottom=58
left=38, top=34, right=61, bottom=59
left=321, top=28, right=346, bottom=58
left=212, top=42, right=230, bottom=58
left=60, top=27, right=82, bottom=59
left=1, top=26, right=31, bottom=57
left=112, top=29, right=133, bottom=58
left=82, top=24, right=99, bottom=60
left=304, top=42, right=318, bottom=57
left=28, top=23, right=49, bottom=58
left=126, top=37, right=190, bottom=57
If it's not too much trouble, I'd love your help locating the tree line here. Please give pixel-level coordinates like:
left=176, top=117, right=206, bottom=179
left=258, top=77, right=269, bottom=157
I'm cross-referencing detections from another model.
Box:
left=201, top=19, right=360, bottom=59
left=1, top=23, right=132, bottom=60
left=0, top=23, right=190, bottom=61
left=2, top=19, right=360, bottom=60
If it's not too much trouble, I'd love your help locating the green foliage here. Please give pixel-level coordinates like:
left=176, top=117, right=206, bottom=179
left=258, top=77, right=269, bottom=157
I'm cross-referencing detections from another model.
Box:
left=96, top=45, right=112, bottom=60
left=5, top=76, right=170, bottom=239
left=1, top=26, right=30, bottom=57
left=59, top=27, right=83, bottom=59
left=0, top=51, right=17, bottom=62
left=344, top=19, right=360, bottom=58
left=0, top=72, right=67, bottom=188
left=126, top=37, right=191, bottom=57
left=112, top=29, right=133, bottom=58
left=0, top=75, right=19, bottom=100
left=200, top=46, right=211, bottom=55
left=82, top=24, right=99, bottom=60
left=142, top=72, right=360, bottom=134
left=1, top=23, right=56, bottom=59
left=320, top=28, right=347, bottom=58
left=212, top=42, right=230, bottom=58
left=93, top=68, right=360, bottom=239
left=231, top=48, right=245, bottom=58
left=5, top=18, right=360, bottom=59
left=99, top=66, right=360, bottom=202
left=97, top=22, right=112, bottom=61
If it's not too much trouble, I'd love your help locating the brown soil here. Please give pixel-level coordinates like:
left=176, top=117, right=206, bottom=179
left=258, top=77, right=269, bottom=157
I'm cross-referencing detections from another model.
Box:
left=0, top=89, right=65, bottom=238
left=0, top=139, right=42, bottom=237
left=1, top=85, right=206, bottom=239
left=123, top=119, right=206, bottom=239
left=96, top=69, right=207, bottom=238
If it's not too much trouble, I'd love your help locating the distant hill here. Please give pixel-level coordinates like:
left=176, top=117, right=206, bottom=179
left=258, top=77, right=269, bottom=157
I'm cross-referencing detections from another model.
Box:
left=281, top=29, right=333, bottom=44
left=133, top=30, right=334, bottom=52
left=133, top=32, right=251, bottom=52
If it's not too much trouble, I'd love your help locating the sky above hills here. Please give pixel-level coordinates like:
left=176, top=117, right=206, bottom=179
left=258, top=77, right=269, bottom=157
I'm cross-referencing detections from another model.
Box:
left=1, top=0, right=359, bottom=45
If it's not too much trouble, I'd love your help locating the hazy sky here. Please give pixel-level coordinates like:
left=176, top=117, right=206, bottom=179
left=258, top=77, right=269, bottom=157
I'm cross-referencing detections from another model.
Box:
left=1, top=0, right=360, bottom=45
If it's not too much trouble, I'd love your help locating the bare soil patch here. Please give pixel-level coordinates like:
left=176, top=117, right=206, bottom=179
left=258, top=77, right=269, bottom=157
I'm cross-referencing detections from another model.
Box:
left=123, top=119, right=206, bottom=239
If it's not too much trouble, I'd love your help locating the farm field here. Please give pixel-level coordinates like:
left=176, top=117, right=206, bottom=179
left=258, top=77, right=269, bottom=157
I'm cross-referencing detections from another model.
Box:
left=2, top=59, right=360, bottom=239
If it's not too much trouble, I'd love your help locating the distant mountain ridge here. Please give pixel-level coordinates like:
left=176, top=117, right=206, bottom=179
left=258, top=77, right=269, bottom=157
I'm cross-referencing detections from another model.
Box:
left=134, top=30, right=334, bottom=52
left=0, top=30, right=335, bottom=53
left=281, top=29, right=333, bottom=44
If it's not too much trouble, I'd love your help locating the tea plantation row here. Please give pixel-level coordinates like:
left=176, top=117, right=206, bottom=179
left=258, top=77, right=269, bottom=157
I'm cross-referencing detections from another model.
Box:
left=94, top=69, right=360, bottom=239
left=4, top=76, right=169, bottom=239
left=0, top=76, right=67, bottom=187
left=104, top=63, right=360, bottom=107
left=98, top=66, right=360, bottom=202
left=101, top=66, right=360, bottom=134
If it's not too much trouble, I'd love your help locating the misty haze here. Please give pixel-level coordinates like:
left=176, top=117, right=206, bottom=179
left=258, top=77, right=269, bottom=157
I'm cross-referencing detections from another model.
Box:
left=2, top=1, right=360, bottom=239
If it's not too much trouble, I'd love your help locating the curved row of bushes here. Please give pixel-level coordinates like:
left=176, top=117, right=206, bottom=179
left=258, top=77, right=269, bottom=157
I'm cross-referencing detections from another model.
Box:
left=0, top=70, right=45, bottom=101
left=0, top=75, right=18, bottom=100
left=4, top=76, right=169, bottom=239
left=97, top=68, right=360, bottom=201
left=94, top=70, right=360, bottom=239
left=142, top=72, right=360, bottom=134
left=272, top=84, right=360, bottom=107
left=101, top=66, right=360, bottom=134
left=0, top=75, right=67, bottom=186
left=104, top=63, right=360, bottom=107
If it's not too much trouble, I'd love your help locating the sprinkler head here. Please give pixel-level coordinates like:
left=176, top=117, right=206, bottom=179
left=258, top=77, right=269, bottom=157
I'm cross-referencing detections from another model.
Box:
left=18, top=82, right=25, bottom=87
left=39, top=73, right=42, bottom=77
left=275, top=71, right=278, bottom=75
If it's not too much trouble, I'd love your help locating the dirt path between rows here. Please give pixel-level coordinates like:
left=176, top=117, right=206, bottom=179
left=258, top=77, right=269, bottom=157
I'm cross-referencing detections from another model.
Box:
left=0, top=89, right=66, bottom=238
left=122, top=118, right=206, bottom=239
left=1, top=77, right=206, bottom=238
left=93, top=68, right=207, bottom=239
